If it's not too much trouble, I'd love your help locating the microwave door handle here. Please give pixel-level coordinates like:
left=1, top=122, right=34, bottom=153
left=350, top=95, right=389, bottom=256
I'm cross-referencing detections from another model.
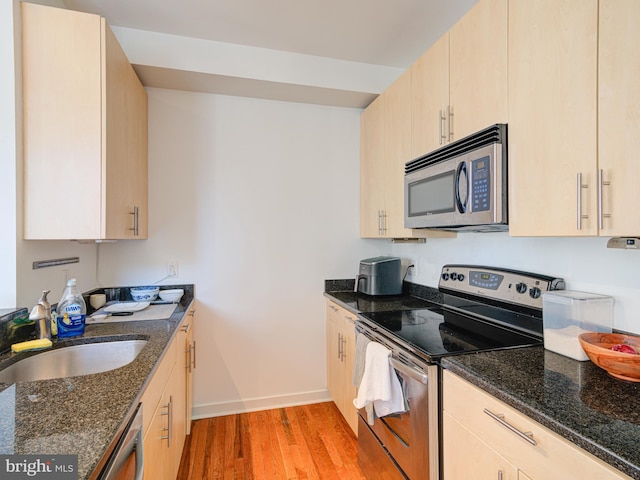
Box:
left=455, top=161, right=468, bottom=213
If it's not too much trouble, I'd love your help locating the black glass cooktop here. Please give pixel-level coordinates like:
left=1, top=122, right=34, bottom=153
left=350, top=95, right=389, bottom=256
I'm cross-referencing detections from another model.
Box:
left=359, top=306, right=542, bottom=360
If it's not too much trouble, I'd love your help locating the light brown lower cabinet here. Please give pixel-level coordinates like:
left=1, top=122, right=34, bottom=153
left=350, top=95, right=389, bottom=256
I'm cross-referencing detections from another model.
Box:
left=442, top=370, right=632, bottom=480
left=141, top=313, right=194, bottom=480
left=326, top=300, right=358, bottom=434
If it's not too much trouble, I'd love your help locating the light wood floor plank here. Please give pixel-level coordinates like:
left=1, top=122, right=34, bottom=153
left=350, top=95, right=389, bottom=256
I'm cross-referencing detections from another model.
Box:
left=177, top=402, right=364, bottom=479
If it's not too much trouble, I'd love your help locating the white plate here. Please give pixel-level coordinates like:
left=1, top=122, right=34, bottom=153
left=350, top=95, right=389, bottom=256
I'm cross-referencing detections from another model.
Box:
left=103, top=301, right=150, bottom=313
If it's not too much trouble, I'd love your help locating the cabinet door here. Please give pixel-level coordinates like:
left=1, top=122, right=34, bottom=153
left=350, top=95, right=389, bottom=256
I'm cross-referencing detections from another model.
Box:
left=172, top=324, right=188, bottom=474
left=598, top=0, right=640, bottom=236
left=326, top=301, right=358, bottom=435
left=443, top=411, right=518, bottom=480
left=144, top=368, right=174, bottom=480
left=339, top=310, right=358, bottom=435
left=411, top=32, right=450, bottom=157
left=103, top=21, right=149, bottom=239
left=360, top=96, right=386, bottom=237
left=185, top=309, right=195, bottom=435
left=384, top=70, right=412, bottom=238
left=508, top=0, right=598, bottom=236
left=22, top=3, right=103, bottom=240
left=444, top=371, right=633, bottom=480
left=449, top=0, right=508, bottom=140
left=326, top=302, right=342, bottom=403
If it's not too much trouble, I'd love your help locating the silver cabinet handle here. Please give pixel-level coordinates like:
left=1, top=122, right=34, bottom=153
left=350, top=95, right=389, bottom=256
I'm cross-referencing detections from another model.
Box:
left=447, top=105, right=453, bottom=142
left=498, top=470, right=503, bottom=480
left=129, top=206, right=140, bottom=236
left=191, top=341, right=196, bottom=370
left=160, top=396, right=173, bottom=447
left=341, top=335, right=347, bottom=361
left=439, top=109, right=446, bottom=145
left=483, top=408, right=537, bottom=445
left=381, top=210, right=387, bottom=235
left=328, top=305, right=338, bottom=312
left=597, top=169, right=611, bottom=230
left=344, top=315, right=356, bottom=325
left=188, top=309, right=196, bottom=317
left=180, top=323, right=191, bottom=333
left=186, top=344, right=192, bottom=373
left=337, top=332, right=342, bottom=360
left=576, top=173, right=589, bottom=230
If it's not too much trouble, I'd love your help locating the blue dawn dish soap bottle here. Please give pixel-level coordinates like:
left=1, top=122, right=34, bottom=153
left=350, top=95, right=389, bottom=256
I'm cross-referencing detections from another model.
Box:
left=56, top=278, right=86, bottom=338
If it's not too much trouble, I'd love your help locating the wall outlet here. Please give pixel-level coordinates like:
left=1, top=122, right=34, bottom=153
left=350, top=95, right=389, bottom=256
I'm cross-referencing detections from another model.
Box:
left=407, top=259, right=417, bottom=276
left=167, top=260, right=179, bottom=278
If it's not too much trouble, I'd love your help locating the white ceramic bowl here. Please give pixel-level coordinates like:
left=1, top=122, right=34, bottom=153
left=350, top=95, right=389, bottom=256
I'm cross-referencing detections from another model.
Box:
left=159, top=288, right=184, bottom=303
left=130, top=286, right=160, bottom=301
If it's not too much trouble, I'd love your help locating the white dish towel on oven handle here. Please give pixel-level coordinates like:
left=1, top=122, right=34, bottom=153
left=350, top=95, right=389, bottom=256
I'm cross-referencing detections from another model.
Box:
left=353, top=341, right=406, bottom=425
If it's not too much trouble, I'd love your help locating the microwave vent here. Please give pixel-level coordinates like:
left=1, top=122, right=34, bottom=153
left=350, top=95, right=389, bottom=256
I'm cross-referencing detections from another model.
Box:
left=406, top=124, right=507, bottom=174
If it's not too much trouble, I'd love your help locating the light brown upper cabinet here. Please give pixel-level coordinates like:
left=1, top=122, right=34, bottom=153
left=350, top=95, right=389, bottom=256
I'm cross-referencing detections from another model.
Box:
left=360, top=71, right=455, bottom=239
left=411, top=0, right=508, bottom=158
left=509, top=0, right=640, bottom=237
left=22, top=3, right=148, bottom=240
left=597, top=0, right=640, bottom=236
left=508, top=0, right=598, bottom=236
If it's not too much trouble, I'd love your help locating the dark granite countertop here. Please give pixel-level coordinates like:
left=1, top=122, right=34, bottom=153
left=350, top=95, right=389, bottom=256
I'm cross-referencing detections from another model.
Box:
left=442, top=347, right=640, bottom=480
left=0, top=287, right=195, bottom=480
left=324, top=279, right=442, bottom=314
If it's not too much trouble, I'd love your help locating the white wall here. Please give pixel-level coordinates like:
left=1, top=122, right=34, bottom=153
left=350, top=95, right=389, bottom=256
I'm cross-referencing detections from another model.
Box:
left=2, top=0, right=98, bottom=310
left=394, top=233, right=640, bottom=334
left=0, top=0, right=20, bottom=308
left=99, top=88, right=381, bottom=416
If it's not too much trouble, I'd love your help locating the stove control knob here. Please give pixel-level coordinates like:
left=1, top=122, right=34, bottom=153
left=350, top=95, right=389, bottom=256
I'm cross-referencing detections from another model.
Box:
left=450, top=272, right=458, bottom=280
left=515, top=282, right=528, bottom=294
left=441, top=273, right=450, bottom=281
left=458, top=273, right=465, bottom=281
left=529, top=287, right=542, bottom=299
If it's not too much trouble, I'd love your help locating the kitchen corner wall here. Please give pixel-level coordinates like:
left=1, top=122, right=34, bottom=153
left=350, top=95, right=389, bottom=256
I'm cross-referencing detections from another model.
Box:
left=392, top=234, right=640, bottom=335
left=98, top=87, right=381, bottom=417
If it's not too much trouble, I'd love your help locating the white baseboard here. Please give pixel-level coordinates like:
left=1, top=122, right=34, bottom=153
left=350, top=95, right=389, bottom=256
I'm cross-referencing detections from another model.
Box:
left=191, top=389, right=332, bottom=419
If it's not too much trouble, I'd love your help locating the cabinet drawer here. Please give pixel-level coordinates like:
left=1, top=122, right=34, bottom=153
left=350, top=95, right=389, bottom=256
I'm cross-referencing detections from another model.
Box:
left=443, top=370, right=631, bottom=480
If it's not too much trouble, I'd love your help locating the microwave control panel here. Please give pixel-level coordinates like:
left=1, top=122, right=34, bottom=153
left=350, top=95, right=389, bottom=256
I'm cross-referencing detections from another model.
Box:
left=471, top=156, right=491, bottom=212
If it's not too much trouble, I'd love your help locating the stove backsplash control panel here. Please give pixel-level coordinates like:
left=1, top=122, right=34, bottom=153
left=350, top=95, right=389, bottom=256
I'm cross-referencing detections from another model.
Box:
left=439, top=264, right=565, bottom=310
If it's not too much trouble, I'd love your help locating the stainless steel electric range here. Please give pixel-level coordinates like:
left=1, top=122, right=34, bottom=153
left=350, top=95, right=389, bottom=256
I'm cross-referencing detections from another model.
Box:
left=355, top=264, right=565, bottom=480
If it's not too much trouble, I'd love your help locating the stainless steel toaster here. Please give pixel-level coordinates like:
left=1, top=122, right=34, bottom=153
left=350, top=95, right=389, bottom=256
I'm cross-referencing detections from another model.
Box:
left=355, top=256, right=402, bottom=296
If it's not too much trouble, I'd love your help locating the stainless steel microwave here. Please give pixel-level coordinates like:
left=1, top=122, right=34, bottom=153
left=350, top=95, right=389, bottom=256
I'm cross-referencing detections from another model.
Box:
left=404, top=124, right=508, bottom=232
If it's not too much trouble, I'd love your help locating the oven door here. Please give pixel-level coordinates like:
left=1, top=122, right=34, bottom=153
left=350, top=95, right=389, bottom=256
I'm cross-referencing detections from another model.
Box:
left=357, top=360, right=439, bottom=480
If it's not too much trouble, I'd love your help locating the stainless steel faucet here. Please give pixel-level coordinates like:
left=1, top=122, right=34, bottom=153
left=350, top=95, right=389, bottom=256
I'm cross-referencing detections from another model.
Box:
left=30, top=290, right=52, bottom=340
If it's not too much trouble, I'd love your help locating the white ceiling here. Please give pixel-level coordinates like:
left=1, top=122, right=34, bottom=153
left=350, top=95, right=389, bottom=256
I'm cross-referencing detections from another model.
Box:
left=53, top=0, right=479, bottom=106
left=62, top=0, right=478, bottom=68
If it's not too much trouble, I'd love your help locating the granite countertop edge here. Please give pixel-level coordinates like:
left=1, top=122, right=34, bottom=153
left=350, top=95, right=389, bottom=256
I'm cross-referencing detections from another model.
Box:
left=0, top=288, right=195, bottom=480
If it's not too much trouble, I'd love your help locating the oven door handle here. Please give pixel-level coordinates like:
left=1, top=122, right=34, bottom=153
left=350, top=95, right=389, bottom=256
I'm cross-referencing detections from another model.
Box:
left=390, top=357, right=428, bottom=385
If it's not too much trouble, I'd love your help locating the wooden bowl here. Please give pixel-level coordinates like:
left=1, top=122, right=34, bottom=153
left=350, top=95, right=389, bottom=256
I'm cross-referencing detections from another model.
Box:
left=578, top=332, right=640, bottom=382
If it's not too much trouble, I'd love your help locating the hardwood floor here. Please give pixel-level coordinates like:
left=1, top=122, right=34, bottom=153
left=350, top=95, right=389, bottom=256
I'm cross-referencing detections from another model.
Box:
left=177, top=401, right=366, bottom=480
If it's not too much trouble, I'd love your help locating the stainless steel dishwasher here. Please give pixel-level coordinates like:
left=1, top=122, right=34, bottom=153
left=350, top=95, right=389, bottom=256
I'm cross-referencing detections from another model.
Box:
left=98, top=403, right=144, bottom=480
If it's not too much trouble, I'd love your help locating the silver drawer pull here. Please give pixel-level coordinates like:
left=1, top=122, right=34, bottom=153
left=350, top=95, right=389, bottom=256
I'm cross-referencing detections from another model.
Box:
left=483, top=408, right=537, bottom=446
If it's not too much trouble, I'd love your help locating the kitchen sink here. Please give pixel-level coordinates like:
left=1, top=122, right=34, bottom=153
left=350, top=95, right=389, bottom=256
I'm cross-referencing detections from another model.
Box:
left=0, top=339, right=147, bottom=383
